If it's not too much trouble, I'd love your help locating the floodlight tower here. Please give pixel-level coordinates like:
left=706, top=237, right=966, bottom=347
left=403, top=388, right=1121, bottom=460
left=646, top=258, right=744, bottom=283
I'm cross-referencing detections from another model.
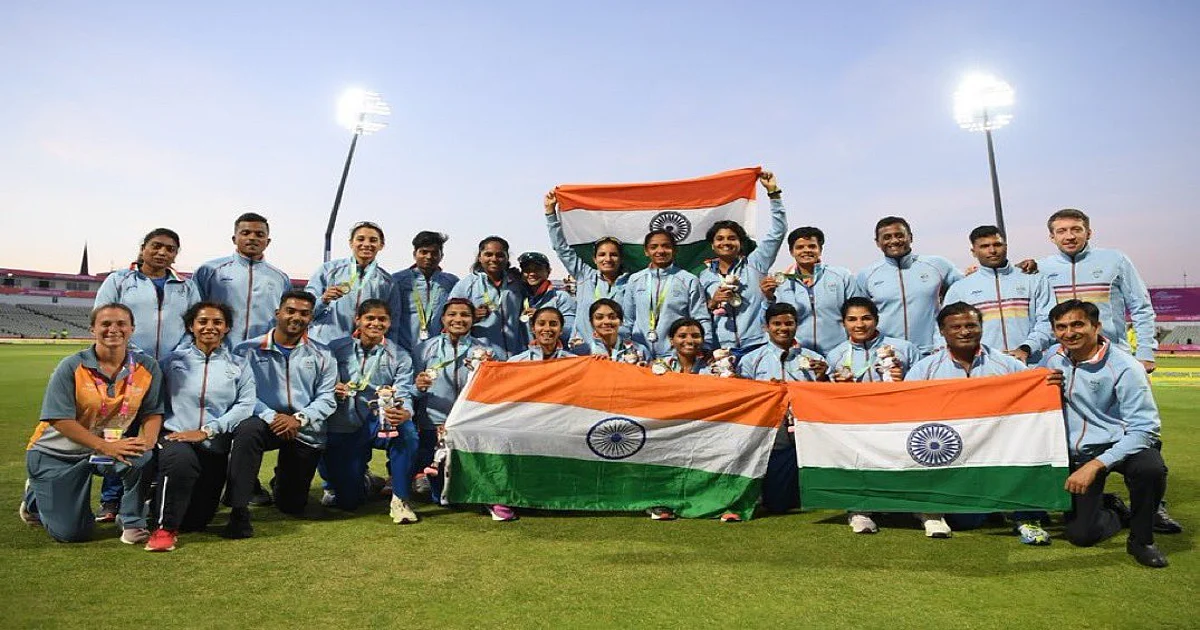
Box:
left=324, top=89, right=391, bottom=262
left=954, top=73, right=1014, bottom=237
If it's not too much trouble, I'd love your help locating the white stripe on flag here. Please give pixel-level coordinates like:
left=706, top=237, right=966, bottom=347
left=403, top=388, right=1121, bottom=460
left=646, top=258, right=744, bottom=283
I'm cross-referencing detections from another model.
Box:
left=558, top=198, right=754, bottom=245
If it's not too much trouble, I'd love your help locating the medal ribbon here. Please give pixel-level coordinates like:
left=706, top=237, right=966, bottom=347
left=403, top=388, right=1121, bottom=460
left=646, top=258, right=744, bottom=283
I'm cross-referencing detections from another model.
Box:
left=646, top=271, right=673, bottom=332
left=349, top=341, right=386, bottom=391
left=412, top=277, right=433, bottom=335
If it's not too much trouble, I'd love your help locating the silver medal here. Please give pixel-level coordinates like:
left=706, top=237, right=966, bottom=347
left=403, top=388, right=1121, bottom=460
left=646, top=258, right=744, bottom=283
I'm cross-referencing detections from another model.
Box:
left=647, top=330, right=658, bottom=343
left=419, top=329, right=429, bottom=341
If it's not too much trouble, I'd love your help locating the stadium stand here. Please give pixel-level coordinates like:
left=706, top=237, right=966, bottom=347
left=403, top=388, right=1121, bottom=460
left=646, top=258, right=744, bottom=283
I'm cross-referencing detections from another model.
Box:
left=1161, top=325, right=1200, bottom=346
left=15, top=304, right=92, bottom=337
left=0, top=303, right=90, bottom=339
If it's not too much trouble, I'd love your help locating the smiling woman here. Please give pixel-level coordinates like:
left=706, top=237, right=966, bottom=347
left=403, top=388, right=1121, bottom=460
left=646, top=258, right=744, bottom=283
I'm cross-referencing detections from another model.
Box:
left=305, top=222, right=395, bottom=343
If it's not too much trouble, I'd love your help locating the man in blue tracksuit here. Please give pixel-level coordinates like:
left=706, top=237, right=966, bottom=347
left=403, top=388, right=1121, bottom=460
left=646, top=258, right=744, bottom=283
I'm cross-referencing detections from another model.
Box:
left=699, top=171, right=788, bottom=352
left=736, top=303, right=828, bottom=515
left=906, top=301, right=1048, bottom=543
left=944, top=225, right=1055, bottom=364
left=1037, top=208, right=1157, bottom=370
left=390, top=231, right=460, bottom=353
left=1041, top=299, right=1168, bottom=567
left=856, top=217, right=963, bottom=355
left=225, top=291, right=338, bottom=538
left=192, top=212, right=293, bottom=345
left=764, top=226, right=859, bottom=356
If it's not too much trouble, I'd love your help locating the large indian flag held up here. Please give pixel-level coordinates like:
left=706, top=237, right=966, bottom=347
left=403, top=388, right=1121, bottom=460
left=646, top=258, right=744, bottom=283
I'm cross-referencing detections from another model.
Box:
left=444, top=355, right=787, bottom=519
left=788, top=370, right=1071, bottom=513
left=553, top=167, right=760, bottom=274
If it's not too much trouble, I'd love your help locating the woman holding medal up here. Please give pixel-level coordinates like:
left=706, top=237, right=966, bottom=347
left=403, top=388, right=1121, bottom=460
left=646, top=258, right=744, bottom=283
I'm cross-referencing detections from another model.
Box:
left=516, top=252, right=575, bottom=345
left=306, top=221, right=395, bottom=344
left=544, top=191, right=630, bottom=344
left=145, top=302, right=256, bottom=552
left=621, top=231, right=710, bottom=359
left=449, top=236, right=525, bottom=359
left=650, top=317, right=711, bottom=376
left=325, top=299, right=420, bottom=525
left=699, top=171, right=788, bottom=354
left=412, top=299, right=501, bottom=512
left=571, top=299, right=650, bottom=365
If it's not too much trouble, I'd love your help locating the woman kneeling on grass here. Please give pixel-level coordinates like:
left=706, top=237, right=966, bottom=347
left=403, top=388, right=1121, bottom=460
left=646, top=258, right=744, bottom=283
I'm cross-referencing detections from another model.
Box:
left=146, top=301, right=256, bottom=552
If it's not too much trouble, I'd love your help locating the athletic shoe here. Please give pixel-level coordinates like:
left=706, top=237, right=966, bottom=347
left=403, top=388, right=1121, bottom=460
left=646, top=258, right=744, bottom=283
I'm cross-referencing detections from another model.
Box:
left=719, top=512, right=743, bottom=523
left=249, top=480, right=273, bottom=507
left=320, top=490, right=338, bottom=507
left=144, top=529, right=177, bottom=552
left=18, top=481, right=41, bottom=527
left=1102, top=493, right=1131, bottom=527
left=389, top=496, right=419, bottom=524
left=488, top=504, right=518, bottom=522
left=412, top=474, right=432, bottom=497
left=95, top=500, right=119, bottom=523
left=221, top=508, right=254, bottom=539
left=1015, top=521, right=1052, bottom=545
left=918, top=513, right=952, bottom=538
left=646, top=507, right=677, bottom=521
left=1154, top=502, right=1183, bottom=534
left=120, top=527, right=151, bottom=545
left=364, top=473, right=387, bottom=497
left=1126, top=539, right=1168, bottom=568
left=849, top=513, right=879, bottom=534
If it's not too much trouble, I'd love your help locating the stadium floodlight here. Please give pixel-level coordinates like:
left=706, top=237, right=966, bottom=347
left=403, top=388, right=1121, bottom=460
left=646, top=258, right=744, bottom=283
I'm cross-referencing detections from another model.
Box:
left=954, top=73, right=1014, bottom=237
left=324, top=88, right=392, bottom=262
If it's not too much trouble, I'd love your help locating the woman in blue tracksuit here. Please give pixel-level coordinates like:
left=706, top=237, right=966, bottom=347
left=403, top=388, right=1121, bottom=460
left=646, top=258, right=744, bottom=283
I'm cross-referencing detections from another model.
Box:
left=449, top=236, right=525, bottom=359
left=544, top=191, right=630, bottom=343
left=571, top=299, right=650, bottom=364
left=509, top=307, right=578, bottom=362
left=516, top=252, right=576, bottom=345
left=699, top=171, right=788, bottom=353
left=621, top=231, right=711, bottom=359
left=306, top=221, right=395, bottom=343
left=146, top=301, right=256, bottom=552
left=325, top=299, right=420, bottom=525
left=411, top=299, right=501, bottom=508
left=93, top=227, right=200, bottom=521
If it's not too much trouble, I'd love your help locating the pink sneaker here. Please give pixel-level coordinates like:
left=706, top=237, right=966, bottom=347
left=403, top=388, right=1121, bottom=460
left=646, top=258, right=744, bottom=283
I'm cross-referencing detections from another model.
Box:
left=488, top=504, right=518, bottom=522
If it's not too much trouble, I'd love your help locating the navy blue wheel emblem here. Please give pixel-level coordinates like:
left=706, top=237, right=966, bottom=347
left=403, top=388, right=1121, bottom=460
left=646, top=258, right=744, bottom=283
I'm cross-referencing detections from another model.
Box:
left=648, top=211, right=691, bottom=242
left=906, top=423, right=963, bottom=467
left=586, top=417, right=647, bottom=460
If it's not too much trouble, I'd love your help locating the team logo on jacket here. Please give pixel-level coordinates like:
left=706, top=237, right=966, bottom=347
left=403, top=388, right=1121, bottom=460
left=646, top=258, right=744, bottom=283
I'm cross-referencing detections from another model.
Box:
left=586, top=417, right=647, bottom=460
left=919, top=273, right=931, bottom=282
left=906, top=423, right=963, bottom=467
left=1092, top=269, right=1104, bottom=279
left=648, top=211, right=691, bottom=242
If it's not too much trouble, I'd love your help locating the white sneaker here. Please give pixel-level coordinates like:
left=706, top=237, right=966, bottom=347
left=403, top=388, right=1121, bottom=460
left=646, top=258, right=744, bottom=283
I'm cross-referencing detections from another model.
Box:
left=120, top=527, right=151, bottom=545
left=320, top=489, right=337, bottom=507
left=18, top=480, right=41, bottom=527
left=918, top=513, right=952, bottom=538
left=849, top=512, right=878, bottom=534
left=389, top=496, right=419, bottom=524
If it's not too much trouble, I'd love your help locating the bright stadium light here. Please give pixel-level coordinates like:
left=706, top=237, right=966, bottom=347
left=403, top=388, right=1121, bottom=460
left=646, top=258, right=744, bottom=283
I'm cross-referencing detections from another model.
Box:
left=324, top=88, right=392, bottom=262
left=954, top=73, right=1014, bottom=237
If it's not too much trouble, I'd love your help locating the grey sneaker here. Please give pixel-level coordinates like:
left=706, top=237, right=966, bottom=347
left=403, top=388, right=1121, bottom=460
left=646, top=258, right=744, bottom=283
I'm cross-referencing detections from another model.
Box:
left=120, top=527, right=151, bottom=545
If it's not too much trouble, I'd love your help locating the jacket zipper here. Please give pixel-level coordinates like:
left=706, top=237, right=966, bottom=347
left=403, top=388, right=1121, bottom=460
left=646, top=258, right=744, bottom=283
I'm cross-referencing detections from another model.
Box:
left=897, top=267, right=909, bottom=340
left=244, top=261, right=254, bottom=341
left=993, top=271, right=1009, bottom=350
left=198, top=354, right=210, bottom=428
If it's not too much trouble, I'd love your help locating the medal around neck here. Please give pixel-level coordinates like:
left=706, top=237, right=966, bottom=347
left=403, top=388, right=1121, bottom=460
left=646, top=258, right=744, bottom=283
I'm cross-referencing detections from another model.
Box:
left=646, top=330, right=658, bottom=343
left=771, top=271, right=788, bottom=284
left=650, top=360, right=669, bottom=375
left=422, top=367, right=439, bottom=381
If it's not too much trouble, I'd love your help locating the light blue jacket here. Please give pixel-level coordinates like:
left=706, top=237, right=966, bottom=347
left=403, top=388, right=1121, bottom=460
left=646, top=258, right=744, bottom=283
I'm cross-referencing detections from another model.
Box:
left=234, top=332, right=339, bottom=448
left=943, top=263, right=1056, bottom=360
left=906, top=344, right=1026, bottom=381
left=95, top=266, right=201, bottom=362
left=449, top=271, right=525, bottom=359
left=737, top=341, right=827, bottom=449
left=305, top=258, right=395, bottom=344
left=824, top=334, right=919, bottom=382
left=192, top=253, right=292, bottom=344
left=389, top=267, right=460, bottom=353
left=572, top=336, right=650, bottom=364
left=1040, top=340, right=1159, bottom=467
left=522, top=285, right=577, bottom=345
left=327, top=336, right=415, bottom=434
left=161, top=343, right=257, bottom=453
left=620, top=265, right=711, bottom=359
left=856, top=253, right=964, bottom=354
left=698, top=197, right=788, bottom=350
left=546, top=213, right=630, bottom=342
left=412, top=334, right=501, bottom=427
left=772, top=263, right=859, bottom=355
left=508, top=346, right=578, bottom=362
left=1037, top=245, right=1157, bottom=361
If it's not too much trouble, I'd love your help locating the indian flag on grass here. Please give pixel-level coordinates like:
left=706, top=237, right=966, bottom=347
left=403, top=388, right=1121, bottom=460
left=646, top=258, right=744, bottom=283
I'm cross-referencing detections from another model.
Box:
left=788, top=370, right=1071, bottom=513
left=444, top=355, right=787, bottom=519
left=553, top=167, right=760, bottom=274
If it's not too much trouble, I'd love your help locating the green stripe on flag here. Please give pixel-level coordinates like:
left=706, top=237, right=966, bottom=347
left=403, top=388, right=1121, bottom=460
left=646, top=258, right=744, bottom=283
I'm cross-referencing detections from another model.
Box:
left=448, top=451, right=762, bottom=519
left=570, top=241, right=756, bottom=276
left=799, top=465, right=1072, bottom=513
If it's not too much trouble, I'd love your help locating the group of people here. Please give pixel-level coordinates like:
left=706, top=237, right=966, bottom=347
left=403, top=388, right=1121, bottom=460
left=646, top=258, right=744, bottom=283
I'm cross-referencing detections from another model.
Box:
left=19, top=171, right=1180, bottom=568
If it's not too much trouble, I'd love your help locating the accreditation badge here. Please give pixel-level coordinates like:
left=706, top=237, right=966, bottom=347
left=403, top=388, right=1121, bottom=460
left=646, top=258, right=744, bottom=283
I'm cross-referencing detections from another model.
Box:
left=88, top=428, right=125, bottom=465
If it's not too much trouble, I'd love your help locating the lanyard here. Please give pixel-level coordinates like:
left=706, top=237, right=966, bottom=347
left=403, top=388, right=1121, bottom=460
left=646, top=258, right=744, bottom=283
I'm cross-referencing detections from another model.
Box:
left=349, top=341, right=386, bottom=391
left=479, top=274, right=503, bottom=308
left=412, top=275, right=435, bottom=332
left=842, top=344, right=875, bottom=380
left=90, top=353, right=136, bottom=421
left=647, top=270, right=673, bottom=331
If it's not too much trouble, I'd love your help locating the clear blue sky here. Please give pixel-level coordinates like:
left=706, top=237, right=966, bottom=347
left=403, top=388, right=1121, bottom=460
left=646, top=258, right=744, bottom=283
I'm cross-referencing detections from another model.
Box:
left=1, top=1, right=1196, bottom=285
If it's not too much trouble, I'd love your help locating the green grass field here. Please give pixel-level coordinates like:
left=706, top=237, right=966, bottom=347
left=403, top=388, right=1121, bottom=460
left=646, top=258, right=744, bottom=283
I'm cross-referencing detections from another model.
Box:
left=0, top=345, right=1195, bottom=628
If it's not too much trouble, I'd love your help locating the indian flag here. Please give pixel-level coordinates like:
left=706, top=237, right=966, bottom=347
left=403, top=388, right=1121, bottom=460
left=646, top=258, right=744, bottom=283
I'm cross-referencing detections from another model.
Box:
left=789, top=370, right=1071, bottom=513
left=444, top=355, right=787, bottom=519
left=553, top=167, right=760, bottom=274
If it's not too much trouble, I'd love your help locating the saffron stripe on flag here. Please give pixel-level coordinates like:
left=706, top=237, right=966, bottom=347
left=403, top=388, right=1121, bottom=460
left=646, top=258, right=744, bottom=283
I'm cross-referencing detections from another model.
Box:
left=554, top=167, right=760, bottom=212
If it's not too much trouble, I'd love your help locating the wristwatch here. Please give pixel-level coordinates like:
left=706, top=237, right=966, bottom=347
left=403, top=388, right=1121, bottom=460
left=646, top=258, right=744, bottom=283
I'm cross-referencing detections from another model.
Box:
left=201, top=425, right=215, bottom=439
left=767, top=189, right=783, bottom=199
left=295, top=412, right=309, bottom=427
